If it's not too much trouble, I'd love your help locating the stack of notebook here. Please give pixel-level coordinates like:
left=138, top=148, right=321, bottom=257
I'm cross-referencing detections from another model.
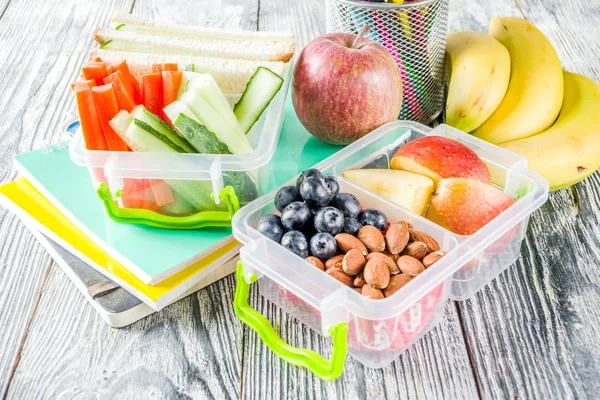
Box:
left=0, top=98, right=341, bottom=327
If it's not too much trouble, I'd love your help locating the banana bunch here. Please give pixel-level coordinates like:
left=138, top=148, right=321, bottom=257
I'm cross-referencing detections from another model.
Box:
left=445, top=17, right=600, bottom=191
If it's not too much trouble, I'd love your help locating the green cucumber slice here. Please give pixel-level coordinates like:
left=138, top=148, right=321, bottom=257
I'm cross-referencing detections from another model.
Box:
left=173, top=113, right=231, bottom=154
left=109, top=110, right=133, bottom=141
left=131, top=105, right=197, bottom=153
left=132, top=119, right=186, bottom=153
left=234, top=66, right=284, bottom=134
left=185, top=74, right=242, bottom=131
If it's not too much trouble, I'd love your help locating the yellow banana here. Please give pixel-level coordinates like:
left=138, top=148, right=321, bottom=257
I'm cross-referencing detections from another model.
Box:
left=445, top=31, right=510, bottom=132
left=500, top=71, right=600, bottom=191
left=472, top=17, right=563, bottom=144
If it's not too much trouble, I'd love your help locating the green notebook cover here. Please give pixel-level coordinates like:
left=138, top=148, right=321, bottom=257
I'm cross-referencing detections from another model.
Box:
left=14, top=95, right=341, bottom=285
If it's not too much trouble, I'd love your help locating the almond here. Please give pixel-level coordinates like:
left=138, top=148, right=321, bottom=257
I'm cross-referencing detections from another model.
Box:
left=361, top=284, right=384, bottom=300
left=397, top=255, right=425, bottom=276
left=363, top=258, right=390, bottom=289
left=384, top=274, right=412, bottom=297
left=396, top=221, right=413, bottom=230
left=342, top=249, right=366, bottom=276
left=335, top=233, right=368, bottom=255
left=422, top=251, right=445, bottom=268
left=305, top=256, right=325, bottom=271
left=324, top=254, right=344, bottom=270
left=353, top=272, right=366, bottom=287
left=408, top=229, right=441, bottom=252
left=326, top=267, right=353, bottom=286
left=366, top=252, right=400, bottom=275
left=385, top=223, right=410, bottom=254
left=354, top=287, right=362, bottom=294
left=400, top=241, right=428, bottom=260
left=357, top=226, right=385, bottom=253
left=383, top=248, right=400, bottom=263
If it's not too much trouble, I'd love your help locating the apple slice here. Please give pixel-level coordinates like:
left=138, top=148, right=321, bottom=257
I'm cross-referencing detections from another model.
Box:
left=342, top=169, right=434, bottom=215
left=390, top=136, right=491, bottom=184
left=426, top=178, right=515, bottom=235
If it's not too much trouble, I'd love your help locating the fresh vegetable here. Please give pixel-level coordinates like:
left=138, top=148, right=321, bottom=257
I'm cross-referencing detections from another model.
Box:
left=91, top=84, right=129, bottom=151
left=162, top=192, right=195, bottom=216
left=172, top=113, right=231, bottom=154
left=132, top=119, right=187, bottom=153
left=82, top=62, right=108, bottom=86
left=73, top=82, right=108, bottom=150
left=121, top=179, right=143, bottom=209
left=131, top=105, right=196, bottom=153
left=142, top=73, right=162, bottom=115
left=111, top=60, right=142, bottom=103
left=103, top=71, right=136, bottom=111
left=185, top=74, right=242, bottom=132
left=162, top=63, right=178, bottom=72
left=179, top=89, right=252, bottom=154
left=148, top=178, right=175, bottom=207
left=161, top=70, right=183, bottom=120
left=234, top=66, right=284, bottom=133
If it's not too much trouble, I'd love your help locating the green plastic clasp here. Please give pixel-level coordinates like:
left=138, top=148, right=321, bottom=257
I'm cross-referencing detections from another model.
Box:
left=233, top=261, right=348, bottom=381
left=96, top=182, right=240, bottom=230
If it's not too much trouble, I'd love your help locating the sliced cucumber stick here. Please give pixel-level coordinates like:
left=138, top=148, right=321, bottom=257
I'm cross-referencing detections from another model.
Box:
left=131, top=105, right=196, bottom=153
left=173, top=113, right=231, bottom=154
left=186, top=74, right=242, bottom=132
left=234, top=67, right=284, bottom=134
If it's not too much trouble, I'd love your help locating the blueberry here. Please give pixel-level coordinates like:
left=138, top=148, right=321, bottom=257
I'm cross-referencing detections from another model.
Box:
left=310, top=232, right=337, bottom=260
left=299, top=176, right=331, bottom=210
left=257, top=214, right=286, bottom=243
left=281, top=201, right=312, bottom=230
left=343, top=218, right=362, bottom=236
left=359, top=208, right=388, bottom=231
left=281, top=230, right=309, bottom=258
left=324, top=176, right=339, bottom=198
left=296, top=168, right=324, bottom=188
left=331, top=193, right=361, bottom=219
left=274, top=185, right=302, bottom=212
left=314, top=207, right=345, bottom=235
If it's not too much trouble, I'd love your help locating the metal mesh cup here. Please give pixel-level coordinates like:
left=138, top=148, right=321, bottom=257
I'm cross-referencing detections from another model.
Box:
left=326, top=0, right=449, bottom=123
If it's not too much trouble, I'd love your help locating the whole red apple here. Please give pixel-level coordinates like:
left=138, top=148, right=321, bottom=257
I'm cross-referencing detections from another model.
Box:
left=292, top=28, right=403, bottom=145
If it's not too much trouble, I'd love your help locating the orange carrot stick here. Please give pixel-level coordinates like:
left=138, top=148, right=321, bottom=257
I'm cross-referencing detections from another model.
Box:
left=143, top=73, right=163, bottom=116
left=148, top=179, right=175, bottom=207
left=73, top=84, right=108, bottom=151
left=161, top=63, right=178, bottom=71
left=91, top=84, right=129, bottom=152
left=152, top=64, right=163, bottom=74
left=113, top=60, right=142, bottom=104
left=82, top=62, right=108, bottom=86
left=103, top=71, right=136, bottom=112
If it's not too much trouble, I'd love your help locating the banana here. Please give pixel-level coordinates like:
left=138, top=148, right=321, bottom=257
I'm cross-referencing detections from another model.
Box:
left=500, top=71, right=600, bottom=191
left=445, top=31, right=510, bottom=132
left=472, top=17, right=563, bottom=144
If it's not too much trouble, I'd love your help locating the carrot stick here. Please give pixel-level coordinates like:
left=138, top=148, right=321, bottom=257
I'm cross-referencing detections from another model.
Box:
left=161, top=71, right=183, bottom=120
left=121, top=179, right=143, bottom=209
left=148, top=179, right=175, bottom=207
left=103, top=71, right=136, bottom=112
left=71, top=79, right=95, bottom=91
left=107, top=65, right=115, bottom=75
left=73, top=84, right=108, bottom=151
left=91, top=84, right=129, bottom=152
left=139, top=179, right=162, bottom=212
left=143, top=73, right=163, bottom=116
left=113, top=60, right=143, bottom=104
left=161, top=63, right=178, bottom=72
left=82, top=62, right=108, bottom=86
left=152, top=64, right=163, bottom=74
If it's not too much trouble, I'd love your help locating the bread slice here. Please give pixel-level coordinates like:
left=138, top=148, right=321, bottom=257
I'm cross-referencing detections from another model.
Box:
left=94, top=27, right=295, bottom=63
left=89, top=48, right=286, bottom=94
left=111, top=12, right=295, bottom=42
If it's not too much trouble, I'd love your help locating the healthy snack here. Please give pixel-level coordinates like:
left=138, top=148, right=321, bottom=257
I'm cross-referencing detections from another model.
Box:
left=471, top=17, right=563, bottom=144
left=292, top=27, right=402, bottom=145
left=256, top=170, right=447, bottom=301
left=444, top=31, right=510, bottom=132
left=342, top=169, right=434, bottom=215
left=390, top=136, right=491, bottom=185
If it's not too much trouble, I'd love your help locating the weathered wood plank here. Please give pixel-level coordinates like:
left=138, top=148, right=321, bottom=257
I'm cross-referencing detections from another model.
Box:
left=449, top=0, right=600, bottom=398
left=6, top=267, right=244, bottom=400
left=0, top=0, right=135, bottom=395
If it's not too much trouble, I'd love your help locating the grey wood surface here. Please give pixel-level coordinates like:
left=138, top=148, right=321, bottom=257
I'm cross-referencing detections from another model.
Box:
left=0, top=0, right=598, bottom=399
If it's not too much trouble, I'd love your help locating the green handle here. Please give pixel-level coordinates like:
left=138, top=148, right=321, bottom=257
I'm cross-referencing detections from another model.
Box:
left=234, top=261, right=348, bottom=381
left=96, top=183, right=240, bottom=230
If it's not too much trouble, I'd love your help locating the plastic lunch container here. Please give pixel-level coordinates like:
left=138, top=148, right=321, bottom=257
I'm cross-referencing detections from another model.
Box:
left=232, top=121, right=549, bottom=380
left=68, top=63, right=292, bottom=230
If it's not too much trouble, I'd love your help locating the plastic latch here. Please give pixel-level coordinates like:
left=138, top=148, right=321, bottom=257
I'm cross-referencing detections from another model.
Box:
left=96, top=182, right=240, bottom=230
left=233, top=261, right=348, bottom=381
left=210, top=158, right=224, bottom=205
left=319, top=287, right=349, bottom=338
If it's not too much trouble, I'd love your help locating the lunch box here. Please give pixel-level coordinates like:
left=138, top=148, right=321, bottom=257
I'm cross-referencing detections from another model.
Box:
left=68, top=64, right=292, bottom=230
left=232, top=121, right=549, bottom=380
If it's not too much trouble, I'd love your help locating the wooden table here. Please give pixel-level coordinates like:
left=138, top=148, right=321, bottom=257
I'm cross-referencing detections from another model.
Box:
left=1, top=0, right=599, bottom=398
